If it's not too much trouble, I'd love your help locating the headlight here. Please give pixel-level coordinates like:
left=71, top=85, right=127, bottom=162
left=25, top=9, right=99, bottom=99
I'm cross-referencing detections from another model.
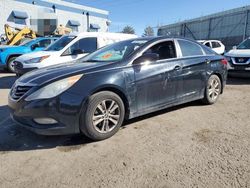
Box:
left=25, top=74, right=83, bottom=101
left=24, top=55, right=50, bottom=64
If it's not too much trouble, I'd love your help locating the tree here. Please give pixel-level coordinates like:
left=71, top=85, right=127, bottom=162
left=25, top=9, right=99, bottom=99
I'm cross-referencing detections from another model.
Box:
left=142, top=26, right=154, bottom=37
left=121, top=25, right=135, bottom=34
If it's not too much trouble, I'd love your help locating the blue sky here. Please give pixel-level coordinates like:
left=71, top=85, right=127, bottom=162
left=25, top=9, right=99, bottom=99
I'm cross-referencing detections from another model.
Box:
left=65, top=0, right=250, bottom=35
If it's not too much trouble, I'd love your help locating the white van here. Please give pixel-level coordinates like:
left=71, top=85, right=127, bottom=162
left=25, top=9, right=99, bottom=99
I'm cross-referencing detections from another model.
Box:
left=14, top=32, right=137, bottom=75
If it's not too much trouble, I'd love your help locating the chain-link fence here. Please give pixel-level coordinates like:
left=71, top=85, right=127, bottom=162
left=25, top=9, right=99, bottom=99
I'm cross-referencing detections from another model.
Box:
left=158, top=6, right=250, bottom=51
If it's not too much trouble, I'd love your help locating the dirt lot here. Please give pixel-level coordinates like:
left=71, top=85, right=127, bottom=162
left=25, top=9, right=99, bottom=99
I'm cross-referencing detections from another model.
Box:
left=0, top=71, right=250, bottom=188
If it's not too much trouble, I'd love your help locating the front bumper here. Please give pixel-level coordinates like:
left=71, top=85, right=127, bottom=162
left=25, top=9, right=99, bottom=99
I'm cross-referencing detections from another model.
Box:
left=14, top=61, right=40, bottom=75
left=8, top=90, right=85, bottom=136
left=227, top=58, right=250, bottom=77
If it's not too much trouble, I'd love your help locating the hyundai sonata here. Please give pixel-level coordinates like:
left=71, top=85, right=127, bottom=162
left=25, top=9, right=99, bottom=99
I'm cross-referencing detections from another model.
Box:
left=8, top=37, right=228, bottom=140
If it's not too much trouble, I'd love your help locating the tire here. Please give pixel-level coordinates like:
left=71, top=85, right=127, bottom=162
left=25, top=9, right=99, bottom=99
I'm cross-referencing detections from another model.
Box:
left=7, top=57, right=17, bottom=73
left=80, top=91, right=125, bottom=141
left=202, top=75, right=222, bottom=105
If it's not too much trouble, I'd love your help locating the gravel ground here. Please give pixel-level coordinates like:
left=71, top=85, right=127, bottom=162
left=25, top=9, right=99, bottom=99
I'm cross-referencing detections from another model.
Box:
left=0, top=71, right=250, bottom=188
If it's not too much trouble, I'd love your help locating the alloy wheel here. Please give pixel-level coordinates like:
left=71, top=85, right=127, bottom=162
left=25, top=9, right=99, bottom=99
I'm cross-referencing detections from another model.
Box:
left=92, top=99, right=120, bottom=133
left=208, top=78, right=220, bottom=101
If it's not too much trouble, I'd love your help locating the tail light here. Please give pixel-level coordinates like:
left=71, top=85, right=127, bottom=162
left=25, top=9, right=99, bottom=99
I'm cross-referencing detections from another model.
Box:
left=221, top=59, right=228, bottom=65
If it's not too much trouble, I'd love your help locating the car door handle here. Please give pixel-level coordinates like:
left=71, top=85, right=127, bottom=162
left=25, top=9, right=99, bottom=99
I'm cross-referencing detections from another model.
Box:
left=174, top=65, right=182, bottom=71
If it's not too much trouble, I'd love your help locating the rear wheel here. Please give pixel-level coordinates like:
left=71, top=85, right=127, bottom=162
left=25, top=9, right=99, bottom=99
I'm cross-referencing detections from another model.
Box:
left=202, top=75, right=221, bottom=105
left=7, top=57, right=17, bottom=73
left=80, top=91, right=125, bottom=141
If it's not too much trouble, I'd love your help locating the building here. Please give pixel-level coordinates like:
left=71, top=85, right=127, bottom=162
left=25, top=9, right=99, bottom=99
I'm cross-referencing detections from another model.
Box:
left=0, top=0, right=110, bottom=36
left=158, top=6, right=250, bottom=50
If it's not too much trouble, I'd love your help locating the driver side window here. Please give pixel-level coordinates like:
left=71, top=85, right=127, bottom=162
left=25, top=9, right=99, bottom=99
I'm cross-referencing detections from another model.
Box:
left=63, top=37, right=97, bottom=56
left=144, top=41, right=176, bottom=60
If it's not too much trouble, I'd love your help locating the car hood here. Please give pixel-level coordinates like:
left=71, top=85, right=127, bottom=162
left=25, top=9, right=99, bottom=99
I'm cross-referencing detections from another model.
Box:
left=17, top=62, right=112, bottom=86
left=225, top=49, right=250, bottom=57
left=15, top=51, right=57, bottom=62
left=0, top=45, right=20, bottom=50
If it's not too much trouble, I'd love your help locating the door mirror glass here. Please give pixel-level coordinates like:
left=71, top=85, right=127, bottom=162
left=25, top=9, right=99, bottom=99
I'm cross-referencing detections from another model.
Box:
left=133, top=53, right=159, bottom=65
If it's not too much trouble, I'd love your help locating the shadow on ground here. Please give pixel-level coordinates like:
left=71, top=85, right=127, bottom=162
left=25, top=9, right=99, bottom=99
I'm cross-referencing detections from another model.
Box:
left=227, top=77, right=250, bottom=85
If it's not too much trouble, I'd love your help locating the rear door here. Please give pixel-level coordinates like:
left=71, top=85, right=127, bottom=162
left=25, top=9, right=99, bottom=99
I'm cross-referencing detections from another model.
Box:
left=134, top=40, right=182, bottom=112
left=211, top=41, right=223, bottom=54
left=176, top=39, right=207, bottom=100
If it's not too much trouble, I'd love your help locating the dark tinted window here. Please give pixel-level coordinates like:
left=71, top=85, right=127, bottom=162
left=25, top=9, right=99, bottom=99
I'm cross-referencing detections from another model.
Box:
left=66, top=37, right=97, bottom=55
left=38, top=39, right=52, bottom=48
left=178, top=40, right=204, bottom=57
left=145, top=41, right=176, bottom=60
left=212, top=42, right=221, bottom=48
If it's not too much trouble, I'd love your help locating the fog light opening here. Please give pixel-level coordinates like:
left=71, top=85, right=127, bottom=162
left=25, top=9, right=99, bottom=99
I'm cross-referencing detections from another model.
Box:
left=34, top=118, right=58, bottom=125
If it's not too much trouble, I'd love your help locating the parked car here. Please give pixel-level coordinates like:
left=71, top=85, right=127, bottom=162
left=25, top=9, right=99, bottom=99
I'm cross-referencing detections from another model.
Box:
left=14, top=32, right=137, bottom=75
left=198, top=40, right=225, bottom=55
left=8, top=37, right=228, bottom=141
left=0, top=37, right=58, bottom=72
left=224, top=38, right=250, bottom=77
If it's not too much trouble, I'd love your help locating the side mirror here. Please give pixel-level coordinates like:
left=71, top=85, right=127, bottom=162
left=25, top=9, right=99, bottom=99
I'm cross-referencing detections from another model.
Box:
left=72, top=49, right=84, bottom=55
left=133, top=53, right=159, bottom=65
left=233, top=46, right=237, bottom=50
left=31, top=44, right=39, bottom=50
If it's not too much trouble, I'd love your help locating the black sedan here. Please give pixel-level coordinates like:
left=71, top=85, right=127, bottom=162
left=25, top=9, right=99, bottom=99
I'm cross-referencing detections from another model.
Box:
left=8, top=37, right=228, bottom=140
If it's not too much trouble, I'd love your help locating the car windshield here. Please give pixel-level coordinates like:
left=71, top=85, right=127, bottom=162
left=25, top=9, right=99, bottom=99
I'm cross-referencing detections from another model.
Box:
left=237, top=39, right=250, bottom=49
left=83, top=39, right=149, bottom=63
left=44, top=35, right=76, bottom=51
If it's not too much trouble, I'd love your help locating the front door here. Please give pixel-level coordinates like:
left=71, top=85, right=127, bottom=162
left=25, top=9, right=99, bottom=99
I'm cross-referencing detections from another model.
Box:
left=134, top=40, right=181, bottom=113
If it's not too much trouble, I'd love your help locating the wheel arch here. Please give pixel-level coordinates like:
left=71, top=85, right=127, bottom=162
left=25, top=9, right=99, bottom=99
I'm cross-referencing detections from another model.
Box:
left=7, top=54, right=22, bottom=63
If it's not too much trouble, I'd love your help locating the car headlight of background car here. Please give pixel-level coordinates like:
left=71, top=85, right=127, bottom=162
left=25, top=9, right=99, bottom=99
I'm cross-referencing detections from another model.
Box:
left=24, top=55, right=50, bottom=64
left=25, top=74, right=83, bottom=101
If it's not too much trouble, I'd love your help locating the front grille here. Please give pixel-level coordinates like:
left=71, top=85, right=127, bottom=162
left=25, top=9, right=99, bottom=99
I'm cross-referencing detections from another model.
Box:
left=14, top=61, right=23, bottom=69
left=234, top=57, right=249, bottom=64
left=11, top=85, right=33, bottom=100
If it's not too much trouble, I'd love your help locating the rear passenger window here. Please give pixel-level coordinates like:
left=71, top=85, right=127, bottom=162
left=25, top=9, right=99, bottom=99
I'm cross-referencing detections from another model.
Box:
left=212, top=42, right=221, bottom=48
left=144, top=41, right=176, bottom=60
left=178, top=40, right=204, bottom=57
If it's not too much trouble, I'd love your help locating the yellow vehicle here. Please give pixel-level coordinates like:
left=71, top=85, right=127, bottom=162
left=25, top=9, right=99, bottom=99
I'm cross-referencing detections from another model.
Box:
left=4, top=24, right=36, bottom=45
left=53, top=24, right=72, bottom=35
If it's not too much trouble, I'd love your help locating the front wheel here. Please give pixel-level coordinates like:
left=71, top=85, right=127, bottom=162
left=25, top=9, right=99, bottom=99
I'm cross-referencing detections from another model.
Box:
left=80, top=91, right=125, bottom=141
left=7, top=57, right=17, bottom=73
left=202, top=75, right=222, bottom=105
